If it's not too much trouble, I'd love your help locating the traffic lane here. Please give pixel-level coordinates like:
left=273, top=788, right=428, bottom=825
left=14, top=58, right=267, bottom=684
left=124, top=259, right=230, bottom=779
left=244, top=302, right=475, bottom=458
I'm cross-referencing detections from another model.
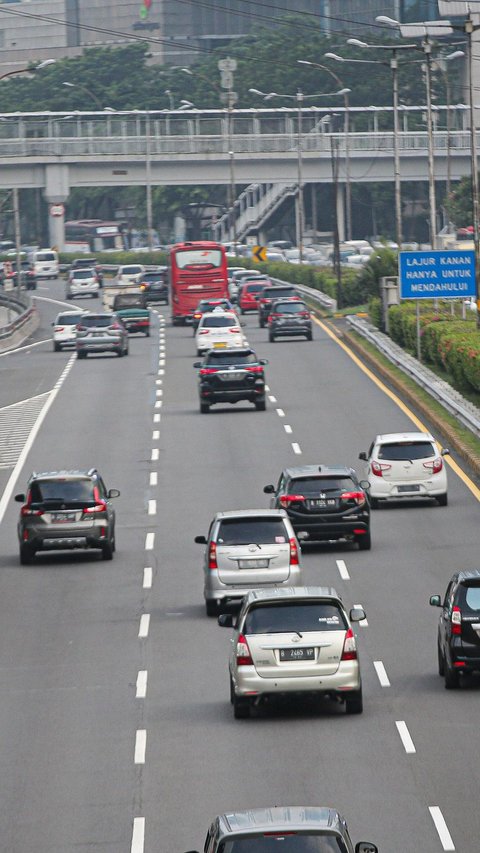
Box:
left=0, top=324, right=159, bottom=851
left=144, top=321, right=444, bottom=853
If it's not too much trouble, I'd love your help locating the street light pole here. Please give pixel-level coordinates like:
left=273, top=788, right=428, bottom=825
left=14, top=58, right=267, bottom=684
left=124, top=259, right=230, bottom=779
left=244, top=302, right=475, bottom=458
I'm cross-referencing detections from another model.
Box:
left=146, top=109, right=153, bottom=251
left=424, top=39, right=438, bottom=250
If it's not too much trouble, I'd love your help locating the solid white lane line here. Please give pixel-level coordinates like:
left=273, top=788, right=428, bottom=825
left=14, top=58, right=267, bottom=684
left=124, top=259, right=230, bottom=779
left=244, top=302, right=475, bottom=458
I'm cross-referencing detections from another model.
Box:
left=292, top=442, right=302, bottom=454
left=284, top=425, right=292, bottom=434
left=152, top=430, right=159, bottom=440
left=136, top=671, right=148, bottom=698
left=429, top=807, right=455, bottom=851
left=153, top=413, right=161, bottom=423
left=134, top=730, right=147, bottom=764
left=276, top=408, right=285, bottom=417
left=268, top=395, right=277, bottom=403
left=336, top=559, right=350, bottom=580
left=131, top=817, right=145, bottom=853
left=149, top=472, right=157, bottom=486
left=151, top=449, right=159, bottom=461
left=395, top=721, right=416, bottom=754
left=145, top=532, right=155, bottom=550
left=143, top=567, right=152, bottom=588
left=373, top=660, right=391, bottom=687
left=138, top=614, right=150, bottom=638
left=353, top=603, right=368, bottom=626
left=0, top=338, right=53, bottom=357
left=148, top=499, right=156, bottom=515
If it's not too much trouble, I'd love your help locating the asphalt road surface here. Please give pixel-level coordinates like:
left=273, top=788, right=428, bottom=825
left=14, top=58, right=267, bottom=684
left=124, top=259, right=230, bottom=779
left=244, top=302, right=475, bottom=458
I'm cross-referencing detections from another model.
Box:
left=0, top=279, right=478, bottom=853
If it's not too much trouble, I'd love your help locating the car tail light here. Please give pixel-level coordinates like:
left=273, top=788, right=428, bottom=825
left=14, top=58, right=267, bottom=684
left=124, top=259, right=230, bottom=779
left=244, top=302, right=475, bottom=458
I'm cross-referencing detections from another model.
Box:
left=236, top=634, right=253, bottom=666
left=341, top=491, right=366, bottom=507
left=193, top=313, right=202, bottom=319
left=76, top=324, right=87, bottom=331
left=199, top=368, right=218, bottom=375
left=451, top=605, right=462, bottom=635
left=83, top=501, right=107, bottom=514
left=371, top=460, right=391, bottom=477
left=199, top=329, right=209, bottom=335
left=279, top=494, right=305, bottom=507
left=341, top=627, right=357, bottom=661
left=300, top=311, right=310, bottom=318
left=55, top=326, right=65, bottom=332
left=208, top=541, right=217, bottom=570
left=270, top=312, right=281, bottom=319
left=21, top=506, right=43, bottom=517
left=289, top=537, right=299, bottom=565
left=245, top=366, right=264, bottom=374
left=229, top=327, right=241, bottom=333
left=423, top=457, right=443, bottom=474
left=109, top=323, right=122, bottom=330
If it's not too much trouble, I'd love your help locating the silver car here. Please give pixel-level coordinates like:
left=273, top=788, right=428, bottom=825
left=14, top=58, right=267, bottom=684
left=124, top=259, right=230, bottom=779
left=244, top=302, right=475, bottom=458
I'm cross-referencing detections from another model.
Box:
left=66, top=268, right=100, bottom=299
left=195, top=509, right=302, bottom=616
left=219, top=587, right=365, bottom=718
left=75, top=312, right=129, bottom=359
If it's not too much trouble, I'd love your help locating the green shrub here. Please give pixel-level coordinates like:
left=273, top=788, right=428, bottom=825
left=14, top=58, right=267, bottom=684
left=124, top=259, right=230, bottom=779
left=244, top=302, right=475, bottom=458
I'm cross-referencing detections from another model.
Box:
left=368, top=297, right=382, bottom=329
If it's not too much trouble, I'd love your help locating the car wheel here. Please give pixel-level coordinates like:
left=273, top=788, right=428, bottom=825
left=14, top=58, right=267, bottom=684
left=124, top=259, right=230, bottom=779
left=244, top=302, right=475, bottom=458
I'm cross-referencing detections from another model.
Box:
left=437, top=493, right=448, bottom=507
left=255, top=399, right=266, bottom=411
left=77, top=351, right=87, bottom=359
left=229, top=676, right=235, bottom=705
left=233, top=695, right=250, bottom=719
left=438, top=642, right=445, bottom=677
left=196, top=349, right=203, bottom=356
left=101, top=541, right=114, bottom=561
left=444, top=660, right=460, bottom=689
left=66, top=294, right=72, bottom=300
left=117, top=348, right=124, bottom=357
left=53, top=342, right=61, bottom=352
left=345, top=689, right=363, bottom=714
left=357, top=532, right=371, bottom=551
left=19, top=544, right=35, bottom=565
left=306, top=331, right=313, bottom=341
left=145, top=330, right=150, bottom=337
left=259, top=318, right=265, bottom=328
left=205, top=599, right=217, bottom=617
left=269, top=333, right=275, bottom=342
left=200, top=402, right=210, bottom=414
left=370, top=497, right=379, bottom=510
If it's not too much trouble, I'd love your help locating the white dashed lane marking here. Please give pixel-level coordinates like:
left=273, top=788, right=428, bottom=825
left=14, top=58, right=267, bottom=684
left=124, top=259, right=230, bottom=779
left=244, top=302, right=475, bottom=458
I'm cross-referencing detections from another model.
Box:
left=131, top=817, right=145, bottom=853
left=268, top=395, right=277, bottom=403
left=138, top=614, right=150, bottom=638
left=143, top=567, right=152, bottom=589
left=395, top=721, right=416, bottom=754
left=134, top=730, right=147, bottom=764
left=148, top=499, right=156, bottom=515
left=284, top=425, right=292, bottom=434
left=292, top=442, right=302, bottom=454
left=136, top=671, right=148, bottom=699
left=153, top=414, right=160, bottom=423
left=276, top=408, right=285, bottom=417
left=373, top=661, right=391, bottom=687
left=145, top=532, right=155, bottom=550
left=429, top=807, right=455, bottom=851
left=149, top=472, right=157, bottom=486
left=152, top=431, right=159, bottom=440
left=151, top=449, right=159, bottom=461
left=336, top=560, right=350, bottom=580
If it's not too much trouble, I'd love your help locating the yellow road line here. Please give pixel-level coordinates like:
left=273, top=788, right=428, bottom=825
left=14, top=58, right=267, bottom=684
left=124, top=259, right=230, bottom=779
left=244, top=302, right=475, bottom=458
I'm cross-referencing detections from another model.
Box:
left=313, top=315, right=480, bottom=502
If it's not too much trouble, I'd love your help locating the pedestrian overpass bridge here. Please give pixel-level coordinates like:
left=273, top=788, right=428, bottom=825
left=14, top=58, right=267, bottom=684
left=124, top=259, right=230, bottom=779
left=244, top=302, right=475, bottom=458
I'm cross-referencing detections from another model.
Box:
left=0, top=104, right=471, bottom=246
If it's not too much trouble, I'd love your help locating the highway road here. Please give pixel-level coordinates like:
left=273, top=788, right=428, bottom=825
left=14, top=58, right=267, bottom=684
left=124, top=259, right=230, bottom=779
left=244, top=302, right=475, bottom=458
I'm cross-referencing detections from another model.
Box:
left=0, top=279, right=478, bottom=853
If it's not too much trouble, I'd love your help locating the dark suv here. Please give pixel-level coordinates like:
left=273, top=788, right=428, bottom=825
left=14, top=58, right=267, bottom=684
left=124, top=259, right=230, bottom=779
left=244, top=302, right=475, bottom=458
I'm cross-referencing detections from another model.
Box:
left=15, top=469, right=120, bottom=564
left=137, top=267, right=168, bottom=305
left=193, top=347, right=268, bottom=413
left=430, top=570, right=480, bottom=689
left=258, top=284, right=299, bottom=327
left=269, top=299, right=312, bottom=341
left=264, top=465, right=371, bottom=550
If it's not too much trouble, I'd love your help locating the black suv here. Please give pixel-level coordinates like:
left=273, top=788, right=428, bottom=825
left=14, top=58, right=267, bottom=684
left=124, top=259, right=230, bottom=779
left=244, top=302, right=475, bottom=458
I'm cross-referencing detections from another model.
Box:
left=15, top=469, right=120, bottom=564
left=258, top=284, right=299, bottom=327
left=430, top=570, right=480, bottom=689
left=264, top=465, right=371, bottom=550
left=269, top=298, right=312, bottom=341
left=137, top=267, right=168, bottom=305
left=193, top=347, right=268, bottom=413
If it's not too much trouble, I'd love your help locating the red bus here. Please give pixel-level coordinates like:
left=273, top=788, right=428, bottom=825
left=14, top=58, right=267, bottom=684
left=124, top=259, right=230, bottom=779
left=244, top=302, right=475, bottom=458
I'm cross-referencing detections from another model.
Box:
left=169, top=241, right=229, bottom=324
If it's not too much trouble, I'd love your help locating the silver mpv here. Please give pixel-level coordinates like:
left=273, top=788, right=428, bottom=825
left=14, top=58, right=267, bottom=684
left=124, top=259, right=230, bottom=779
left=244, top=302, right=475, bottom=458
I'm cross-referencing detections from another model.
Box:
left=195, top=509, right=302, bottom=617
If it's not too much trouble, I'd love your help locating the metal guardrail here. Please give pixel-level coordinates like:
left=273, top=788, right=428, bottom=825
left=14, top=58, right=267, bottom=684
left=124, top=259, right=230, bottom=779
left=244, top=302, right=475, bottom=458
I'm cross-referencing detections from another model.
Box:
left=270, top=278, right=337, bottom=313
left=0, top=291, right=35, bottom=343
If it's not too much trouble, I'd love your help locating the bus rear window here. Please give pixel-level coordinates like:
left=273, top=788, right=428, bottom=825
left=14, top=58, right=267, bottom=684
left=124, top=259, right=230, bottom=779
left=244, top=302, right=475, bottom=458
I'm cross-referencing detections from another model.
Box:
left=175, top=249, right=222, bottom=269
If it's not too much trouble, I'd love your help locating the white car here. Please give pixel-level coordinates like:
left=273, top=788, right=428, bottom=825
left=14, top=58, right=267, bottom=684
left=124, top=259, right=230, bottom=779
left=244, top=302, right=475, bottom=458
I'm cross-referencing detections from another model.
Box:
left=52, top=310, right=86, bottom=351
left=66, top=268, right=100, bottom=299
left=195, top=310, right=247, bottom=355
left=116, top=264, right=145, bottom=285
left=359, top=431, right=449, bottom=508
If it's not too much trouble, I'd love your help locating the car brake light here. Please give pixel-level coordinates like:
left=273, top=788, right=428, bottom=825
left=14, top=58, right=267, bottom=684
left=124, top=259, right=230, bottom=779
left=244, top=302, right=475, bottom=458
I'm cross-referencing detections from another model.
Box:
left=76, top=324, right=87, bottom=331
left=300, top=311, right=310, bottom=318
left=208, top=541, right=217, bottom=570
left=341, top=627, right=357, bottom=660
left=279, top=494, right=305, bottom=507
left=83, top=500, right=107, bottom=514
left=270, top=313, right=281, bottom=319
left=229, top=327, right=241, bottom=333
left=21, top=506, right=43, bottom=517
left=55, top=326, right=65, bottom=332
left=371, top=460, right=391, bottom=477
left=199, top=367, right=218, bottom=375
left=236, top=633, right=253, bottom=666
left=423, top=457, right=443, bottom=474
left=289, top=537, right=299, bottom=565
left=194, top=313, right=202, bottom=319
left=341, top=491, right=366, bottom=507
left=452, top=605, right=462, bottom=635
left=110, top=323, right=122, bottom=330
left=199, top=329, right=209, bottom=335
left=245, top=366, right=264, bottom=374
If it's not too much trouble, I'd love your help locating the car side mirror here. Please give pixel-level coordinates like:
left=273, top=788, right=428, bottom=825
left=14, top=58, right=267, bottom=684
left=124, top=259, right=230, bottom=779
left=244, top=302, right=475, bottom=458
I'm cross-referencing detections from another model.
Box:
left=441, top=448, right=450, bottom=457
left=193, top=361, right=202, bottom=369
left=263, top=484, right=275, bottom=494
left=260, top=359, right=269, bottom=365
left=194, top=535, right=207, bottom=545
left=14, top=493, right=26, bottom=502
left=355, top=844, right=378, bottom=853
left=429, top=594, right=442, bottom=607
left=218, top=613, right=234, bottom=628
left=297, top=530, right=309, bottom=541
left=108, top=489, right=120, bottom=498
left=350, top=607, right=366, bottom=623
left=359, top=451, right=367, bottom=461
left=360, top=480, right=370, bottom=490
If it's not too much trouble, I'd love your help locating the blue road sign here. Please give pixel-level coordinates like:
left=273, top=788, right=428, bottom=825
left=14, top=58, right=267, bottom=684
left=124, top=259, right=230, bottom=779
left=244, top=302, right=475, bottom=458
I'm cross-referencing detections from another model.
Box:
left=399, top=250, right=476, bottom=299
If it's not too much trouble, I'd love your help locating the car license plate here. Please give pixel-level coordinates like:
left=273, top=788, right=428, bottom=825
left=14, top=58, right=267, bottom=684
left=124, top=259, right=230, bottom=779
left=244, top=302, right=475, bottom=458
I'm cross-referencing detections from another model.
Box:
left=213, top=342, right=227, bottom=348
left=51, top=512, right=76, bottom=523
left=308, top=498, right=336, bottom=508
left=238, top=559, right=269, bottom=569
left=398, top=484, right=420, bottom=492
left=220, top=372, right=243, bottom=381
left=279, top=647, right=315, bottom=661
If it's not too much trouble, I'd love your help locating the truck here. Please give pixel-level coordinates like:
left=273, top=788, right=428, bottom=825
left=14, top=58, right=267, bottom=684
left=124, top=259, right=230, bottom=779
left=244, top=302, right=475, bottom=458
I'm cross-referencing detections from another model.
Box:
left=112, top=293, right=150, bottom=336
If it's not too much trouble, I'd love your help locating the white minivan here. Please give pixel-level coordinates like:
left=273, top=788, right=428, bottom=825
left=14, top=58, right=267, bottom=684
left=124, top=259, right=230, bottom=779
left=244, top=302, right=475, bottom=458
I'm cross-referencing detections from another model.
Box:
left=31, top=249, right=59, bottom=280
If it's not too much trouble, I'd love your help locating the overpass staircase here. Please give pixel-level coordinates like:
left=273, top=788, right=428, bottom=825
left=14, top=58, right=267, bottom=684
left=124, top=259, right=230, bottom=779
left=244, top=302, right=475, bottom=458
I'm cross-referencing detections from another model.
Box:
left=216, top=182, right=297, bottom=243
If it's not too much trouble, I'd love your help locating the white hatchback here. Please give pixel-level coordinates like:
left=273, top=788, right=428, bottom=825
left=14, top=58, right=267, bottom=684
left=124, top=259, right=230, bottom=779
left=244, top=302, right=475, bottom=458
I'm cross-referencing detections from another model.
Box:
left=52, top=311, right=86, bottom=351
left=359, top=431, right=449, bottom=507
left=195, top=310, right=247, bottom=355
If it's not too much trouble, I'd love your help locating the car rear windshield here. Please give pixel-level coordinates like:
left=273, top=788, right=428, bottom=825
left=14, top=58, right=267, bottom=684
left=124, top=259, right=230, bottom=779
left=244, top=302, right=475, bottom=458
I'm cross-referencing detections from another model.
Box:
left=217, top=518, right=288, bottom=545
left=459, top=583, right=480, bottom=612
left=290, top=477, right=356, bottom=495
left=199, top=300, right=230, bottom=311
left=29, top=479, right=95, bottom=504
left=245, top=283, right=265, bottom=293
left=121, top=266, right=142, bottom=275
left=243, top=602, right=347, bottom=635
left=36, top=252, right=56, bottom=262
left=80, top=316, right=114, bottom=328
left=377, top=441, right=435, bottom=461
left=57, top=314, right=83, bottom=325
left=143, top=273, right=165, bottom=283
left=205, top=352, right=257, bottom=365
left=220, top=836, right=347, bottom=852
left=202, top=316, right=237, bottom=328
left=274, top=302, right=307, bottom=314
left=72, top=269, right=94, bottom=279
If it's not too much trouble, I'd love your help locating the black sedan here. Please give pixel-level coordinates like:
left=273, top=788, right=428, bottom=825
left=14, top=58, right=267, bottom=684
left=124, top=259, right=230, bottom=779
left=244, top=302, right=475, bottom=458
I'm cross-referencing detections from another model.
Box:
left=193, top=347, right=268, bottom=413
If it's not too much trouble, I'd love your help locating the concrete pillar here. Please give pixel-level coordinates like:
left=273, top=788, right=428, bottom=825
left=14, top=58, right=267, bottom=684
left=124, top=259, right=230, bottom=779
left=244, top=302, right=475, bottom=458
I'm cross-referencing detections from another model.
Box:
left=336, top=182, right=345, bottom=244
left=43, top=165, right=70, bottom=251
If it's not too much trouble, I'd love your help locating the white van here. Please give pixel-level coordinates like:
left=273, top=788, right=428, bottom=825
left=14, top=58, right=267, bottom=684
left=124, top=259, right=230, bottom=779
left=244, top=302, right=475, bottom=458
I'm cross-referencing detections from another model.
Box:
left=31, top=249, right=59, bottom=280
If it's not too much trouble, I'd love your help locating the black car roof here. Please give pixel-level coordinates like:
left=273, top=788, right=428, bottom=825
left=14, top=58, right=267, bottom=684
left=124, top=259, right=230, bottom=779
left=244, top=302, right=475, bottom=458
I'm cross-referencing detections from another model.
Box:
left=205, top=347, right=257, bottom=358
left=456, top=570, right=480, bottom=583
left=282, top=465, right=356, bottom=478
left=28, top=469, right=98, bottom=481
